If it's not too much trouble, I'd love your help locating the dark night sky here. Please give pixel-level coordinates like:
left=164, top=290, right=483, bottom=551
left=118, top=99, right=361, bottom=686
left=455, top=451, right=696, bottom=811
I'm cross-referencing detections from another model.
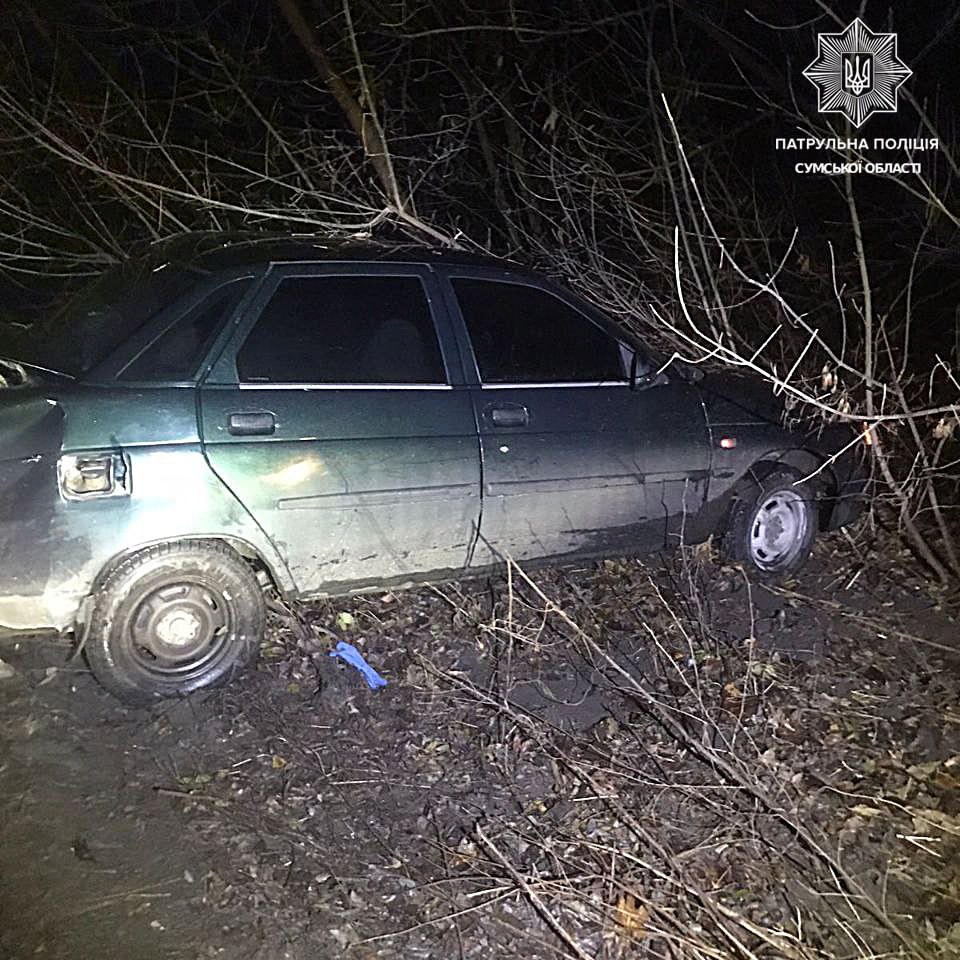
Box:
left=1, top=0, right=958, bottom=366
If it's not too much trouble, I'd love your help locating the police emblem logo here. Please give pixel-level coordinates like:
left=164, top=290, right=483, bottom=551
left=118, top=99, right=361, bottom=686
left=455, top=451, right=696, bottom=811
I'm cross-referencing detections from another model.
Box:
left=803, top=19, right=911, bottom=128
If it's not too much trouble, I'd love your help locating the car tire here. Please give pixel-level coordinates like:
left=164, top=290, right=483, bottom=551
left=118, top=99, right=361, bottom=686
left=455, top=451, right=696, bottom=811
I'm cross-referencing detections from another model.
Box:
left=84, top=540, right=265, bottom=704
left=723, top=468, right=818, bottom=578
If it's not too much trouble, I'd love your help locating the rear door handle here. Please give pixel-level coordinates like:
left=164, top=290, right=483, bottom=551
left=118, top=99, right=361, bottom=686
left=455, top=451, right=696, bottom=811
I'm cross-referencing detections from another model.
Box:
left=485, top=403, right=529, bottom=427
left=228, top=411, right=276, bottom=436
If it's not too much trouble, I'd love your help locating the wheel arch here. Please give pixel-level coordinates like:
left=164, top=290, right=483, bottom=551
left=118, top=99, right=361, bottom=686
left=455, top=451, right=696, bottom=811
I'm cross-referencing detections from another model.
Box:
left=84, top=534, right=290, bottom=611
left=747, top=448, right=835, bottom=487
left=732, top=447, right=840, bottom=532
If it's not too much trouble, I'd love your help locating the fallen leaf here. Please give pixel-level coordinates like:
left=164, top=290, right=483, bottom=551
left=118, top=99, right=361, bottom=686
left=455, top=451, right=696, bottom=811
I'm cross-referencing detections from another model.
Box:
left=453, top=837, right=477, bottom=865
left=750, top=662, right=778, bottom=680
left=910, top=807, right=960, bottom=836
left=615, top=893, right=648, bottom=940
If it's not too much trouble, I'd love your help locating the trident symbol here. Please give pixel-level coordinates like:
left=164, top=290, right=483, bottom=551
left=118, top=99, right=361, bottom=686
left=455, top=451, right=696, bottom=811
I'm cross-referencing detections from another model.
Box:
left=844, top=55, right=871, bottom=95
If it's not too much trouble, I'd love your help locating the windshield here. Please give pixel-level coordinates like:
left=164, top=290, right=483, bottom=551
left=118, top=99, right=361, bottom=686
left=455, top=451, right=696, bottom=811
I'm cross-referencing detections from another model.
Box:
left=23, top=252, right=207, bottom=377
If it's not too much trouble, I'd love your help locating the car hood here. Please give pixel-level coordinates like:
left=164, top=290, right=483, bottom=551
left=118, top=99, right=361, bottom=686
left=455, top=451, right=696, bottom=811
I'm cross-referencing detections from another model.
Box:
left=696, top=370, right=786, bottom=426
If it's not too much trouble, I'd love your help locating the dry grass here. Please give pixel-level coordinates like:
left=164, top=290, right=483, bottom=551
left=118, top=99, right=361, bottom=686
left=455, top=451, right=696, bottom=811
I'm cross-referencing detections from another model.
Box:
left=165, top=542, right=960, bottom=959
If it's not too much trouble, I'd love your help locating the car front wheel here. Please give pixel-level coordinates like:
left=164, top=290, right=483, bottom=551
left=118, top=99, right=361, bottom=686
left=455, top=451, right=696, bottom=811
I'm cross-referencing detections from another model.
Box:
left=84, top=540, right=265, bottom=704
left=723, top=469, right=818, bottom=578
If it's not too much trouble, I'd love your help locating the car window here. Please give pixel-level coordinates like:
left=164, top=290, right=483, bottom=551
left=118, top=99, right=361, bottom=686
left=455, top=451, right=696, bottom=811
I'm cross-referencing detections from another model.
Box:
left=25, top=257, right=208, bottom=377
left=118, top=278, right=251, bottom=382
left=237, top=276, right=446, bottom=384
left=452, top=278, right=627, bottom=384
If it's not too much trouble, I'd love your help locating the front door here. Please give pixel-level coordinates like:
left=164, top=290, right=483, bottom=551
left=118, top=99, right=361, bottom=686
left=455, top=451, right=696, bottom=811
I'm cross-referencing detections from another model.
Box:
left=442, top=275, right=709, bottom=565
left=200, top=266, right=481, bottom=595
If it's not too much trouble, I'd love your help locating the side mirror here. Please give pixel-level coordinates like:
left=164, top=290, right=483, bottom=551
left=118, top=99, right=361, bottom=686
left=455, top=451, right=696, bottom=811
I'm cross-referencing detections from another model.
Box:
left=629, top=351, right=668, bottom=391
left=633, top=370, right=669, bottom=391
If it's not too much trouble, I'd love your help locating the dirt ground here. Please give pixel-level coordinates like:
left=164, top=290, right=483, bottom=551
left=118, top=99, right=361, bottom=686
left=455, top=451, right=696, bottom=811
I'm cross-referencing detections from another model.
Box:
left=2, top=537, right=959, bottom=960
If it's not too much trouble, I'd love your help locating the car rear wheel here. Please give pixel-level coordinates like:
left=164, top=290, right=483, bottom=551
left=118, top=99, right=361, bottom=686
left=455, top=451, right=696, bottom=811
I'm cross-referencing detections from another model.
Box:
left=84, top=540, right=265, bottom=704
left=723, top=468, right=818, bottom=578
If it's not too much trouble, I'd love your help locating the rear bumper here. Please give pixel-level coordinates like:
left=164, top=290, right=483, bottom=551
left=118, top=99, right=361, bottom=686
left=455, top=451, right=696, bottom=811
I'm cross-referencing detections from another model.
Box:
left=0, top=454, right=95, bottom=634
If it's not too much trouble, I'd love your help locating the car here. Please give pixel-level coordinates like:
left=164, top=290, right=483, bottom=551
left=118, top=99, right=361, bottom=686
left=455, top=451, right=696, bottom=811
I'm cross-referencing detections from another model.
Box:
left=0, top=233, right=867, bottom=702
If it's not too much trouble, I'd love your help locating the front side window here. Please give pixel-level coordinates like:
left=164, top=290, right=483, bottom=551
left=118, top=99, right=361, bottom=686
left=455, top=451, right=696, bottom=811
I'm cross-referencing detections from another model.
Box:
left=452, top=279, right=626, bottom=384
left=237, top=275, right=445, bottom=384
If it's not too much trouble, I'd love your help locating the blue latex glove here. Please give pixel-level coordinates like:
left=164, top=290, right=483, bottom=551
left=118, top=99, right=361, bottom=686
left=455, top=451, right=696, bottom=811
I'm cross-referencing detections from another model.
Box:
left=329, top=640, right=388, bottom=690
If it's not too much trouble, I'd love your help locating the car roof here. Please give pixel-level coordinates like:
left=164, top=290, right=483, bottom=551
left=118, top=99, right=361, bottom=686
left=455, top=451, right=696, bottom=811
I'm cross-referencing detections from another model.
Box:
left=142, top=231, right=534, bottom=276
left=147, top=232, right=640, bottom=350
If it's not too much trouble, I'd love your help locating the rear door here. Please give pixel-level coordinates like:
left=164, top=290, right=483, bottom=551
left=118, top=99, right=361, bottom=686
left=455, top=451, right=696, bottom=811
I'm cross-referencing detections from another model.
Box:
left=199, top=263, right=481, bottom=595
left=441, top=272, right=710, bottom=565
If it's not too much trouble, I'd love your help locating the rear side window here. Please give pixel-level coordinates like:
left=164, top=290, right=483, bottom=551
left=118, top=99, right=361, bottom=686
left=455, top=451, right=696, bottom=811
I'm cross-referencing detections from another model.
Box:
left=237, top=275, right=445, bottom=384
left=452, top=279, right=626, bottom=384
left=119, top=279, right=250, bottom=381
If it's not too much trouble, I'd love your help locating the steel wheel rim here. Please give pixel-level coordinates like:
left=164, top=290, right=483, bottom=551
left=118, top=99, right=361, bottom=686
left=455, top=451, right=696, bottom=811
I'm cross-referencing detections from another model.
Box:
left=128, top=580, right=232, bottom=678
left=749, top=489, right=810, bottom=570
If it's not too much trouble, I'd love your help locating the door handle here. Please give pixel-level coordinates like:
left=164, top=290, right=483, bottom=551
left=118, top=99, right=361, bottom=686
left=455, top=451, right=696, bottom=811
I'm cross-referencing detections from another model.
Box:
left=228, top=411, right=276, bottom=436
left=486, top=403, right=529, bottom=427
